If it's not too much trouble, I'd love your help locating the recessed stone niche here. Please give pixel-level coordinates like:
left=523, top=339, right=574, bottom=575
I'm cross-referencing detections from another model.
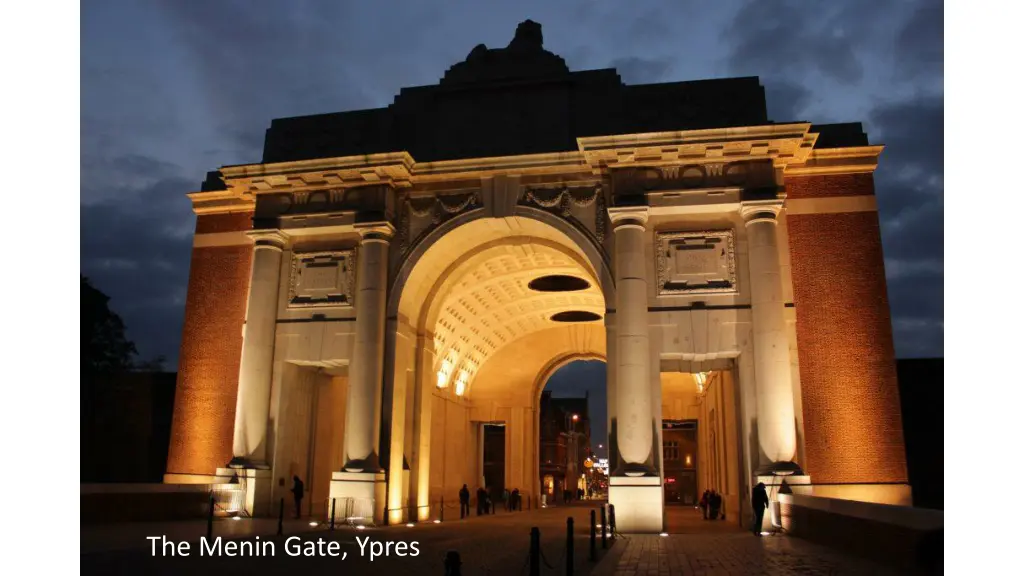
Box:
left=550, top=311, right=602, bottom=322
left=528, top=275, right=590, bottom=292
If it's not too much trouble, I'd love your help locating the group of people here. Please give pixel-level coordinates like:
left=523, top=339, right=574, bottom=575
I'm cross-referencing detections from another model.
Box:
left=559, top=487, right=586, bottom=504
left=458, top=484, right=523, bottom=518
left=698, top=489, right=724, bottom=520
left=696, top=483, right=772, bottom=536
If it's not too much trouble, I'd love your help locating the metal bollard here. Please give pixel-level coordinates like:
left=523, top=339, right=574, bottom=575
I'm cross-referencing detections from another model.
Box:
left=444, top=550, right=462, bottom=576
left=330, top=498, right=336, bottom=531
left=277, top=498, right=284, bottom=536
left=206, top=493, right=215, bottom=541
left=609, top=504, right=616, bottom=541
left=566, top=517, right=574, bottom=576
left=600, top=506, right=607, bottom=549
left=529, top=527, right=540, bottom=576
left=589, top=509, right=597, bottom=561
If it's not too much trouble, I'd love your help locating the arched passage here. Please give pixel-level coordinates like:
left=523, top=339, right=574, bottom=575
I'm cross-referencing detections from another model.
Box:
left=381, top=210, right=610, bottom=522
left=535, top=358, right=607, bottom=505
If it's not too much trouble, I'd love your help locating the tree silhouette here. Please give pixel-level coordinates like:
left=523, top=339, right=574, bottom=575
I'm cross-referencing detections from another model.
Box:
left=81, top=275, right=137, bottom=382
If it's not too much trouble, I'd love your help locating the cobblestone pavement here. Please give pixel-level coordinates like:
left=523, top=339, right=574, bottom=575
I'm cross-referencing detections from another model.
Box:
left=600, top=533, right=902, bottom=576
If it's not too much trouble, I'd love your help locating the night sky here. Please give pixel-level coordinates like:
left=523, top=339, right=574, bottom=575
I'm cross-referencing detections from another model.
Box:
left=82, top=1, right=943, bottom=431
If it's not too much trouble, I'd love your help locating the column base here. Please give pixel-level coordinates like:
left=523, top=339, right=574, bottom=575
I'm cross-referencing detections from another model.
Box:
left=755, top=461, right=803, bottom=476
left=214, top=467, right=273, bottom=517
left=609, top=476, right=663, bottom=533
left=226, top=457, right=271, bottom=470
left=328, top=471, right=386, bottom=526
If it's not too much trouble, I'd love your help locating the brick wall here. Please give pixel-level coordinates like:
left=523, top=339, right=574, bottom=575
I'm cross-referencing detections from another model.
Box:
left=165, top=212, right=253, bottom=476
left=785, top=175, right=908, bottom=484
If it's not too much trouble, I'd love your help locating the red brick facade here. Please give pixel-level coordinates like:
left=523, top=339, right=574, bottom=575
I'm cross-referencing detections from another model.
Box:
left=785, top=175, right=908, bottom=484
left=165, top=213, right=253, bottom=476
left=194, top=211, right=255, bottom=235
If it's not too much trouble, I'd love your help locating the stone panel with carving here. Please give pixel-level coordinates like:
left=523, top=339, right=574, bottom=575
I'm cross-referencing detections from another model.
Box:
left=656, top=230, right=737, bottom=295
left=288, top=250, right=356, bottom=307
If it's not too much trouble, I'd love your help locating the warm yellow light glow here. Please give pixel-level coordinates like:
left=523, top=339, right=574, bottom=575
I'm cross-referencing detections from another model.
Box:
left=406, top=523, right=414, bottom=527
left=455, top=370, right=469, bottom=396
left=309, top=521, right=318, bottom=527
left=433, top=519, right=441, bottom=524
left=436, top=370, right=448, bottom=389
left=231, top=517, right=241, bottom=521
left=685, top=455, right=692, bottom=466
left=356, top=525, right=366, bottom=530
left=572, top=414, right=579, bottom=421
left=659, top=532, right=669, bottom=537
left=694, top=372, right=707, bottom=394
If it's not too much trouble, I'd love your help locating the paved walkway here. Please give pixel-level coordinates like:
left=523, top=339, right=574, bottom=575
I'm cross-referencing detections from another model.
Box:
left=81, top=503, right=903, bottom=575
left=598, top=532, right=902, bottom=576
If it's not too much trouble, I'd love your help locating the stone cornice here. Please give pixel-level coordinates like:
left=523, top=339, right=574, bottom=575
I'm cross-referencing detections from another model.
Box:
left=784, top=146, right=884, bottom=176
left=187, top=125, right=882, bottom=215
left=577, top=124, right=817, bottom=169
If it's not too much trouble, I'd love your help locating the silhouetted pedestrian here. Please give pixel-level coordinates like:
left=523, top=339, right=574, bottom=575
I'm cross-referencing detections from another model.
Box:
left=751, top=482, right=769, bottom=535
left=476, top=487, right=485, bottom=516
left=708, top=490, right=721, bottom=520
left=290, top=475, right=304, bottom=519
left=503, top=488, right=510, bottom=511
left=511, top=488, right=520, bottom=511
left=459, top=484, right=470, bottom=519
left=699, top=490, right=709, bottom=520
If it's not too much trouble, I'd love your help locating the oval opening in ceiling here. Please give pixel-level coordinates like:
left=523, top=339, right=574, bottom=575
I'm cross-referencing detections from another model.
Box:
left=551, top=311, right=602, bottom=323
left=528, top=275, right=590, bottom=292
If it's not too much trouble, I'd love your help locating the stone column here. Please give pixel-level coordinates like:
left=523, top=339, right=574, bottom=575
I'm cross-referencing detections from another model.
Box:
left=229, top=230, right=288, bottom=468
left=343, top=223, right=394, bottom=472
left=608, top=207, right=655, bottom=476
left=741, top=203, right=799, bottom=472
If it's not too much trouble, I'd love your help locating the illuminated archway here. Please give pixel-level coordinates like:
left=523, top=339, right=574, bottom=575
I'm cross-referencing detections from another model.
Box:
left=381, top=208, right=610, bottom=521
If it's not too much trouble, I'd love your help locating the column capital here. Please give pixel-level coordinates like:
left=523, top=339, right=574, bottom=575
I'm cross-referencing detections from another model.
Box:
left=246, top=229, right=289, bottom=251
left=355, top=222, right=396, bottom=244
left=739, top=201, right=784, bottom=226
left=607, top=206, right=649, bottom=231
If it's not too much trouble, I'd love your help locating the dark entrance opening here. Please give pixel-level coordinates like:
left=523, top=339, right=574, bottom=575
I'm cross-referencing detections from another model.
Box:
left=483, top=424, right=506, bottom=498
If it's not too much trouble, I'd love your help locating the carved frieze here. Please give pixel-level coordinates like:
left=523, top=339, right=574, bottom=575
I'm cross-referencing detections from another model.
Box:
left=397, top=191, right=481, bottom=255
left=254, top=184, right=396, bottom=220
left=519, top=184, right=606, bottom=242
left=656, top=230, right=737, bottom=295
left=288, top=250, right=356, bottom=308
left=611, top=160, right=774, bottom=197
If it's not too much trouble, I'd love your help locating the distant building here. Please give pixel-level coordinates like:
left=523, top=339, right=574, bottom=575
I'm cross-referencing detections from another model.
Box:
left=662, top=420, right=698, bottom=505
left=538, top=391, right=591, bottom=500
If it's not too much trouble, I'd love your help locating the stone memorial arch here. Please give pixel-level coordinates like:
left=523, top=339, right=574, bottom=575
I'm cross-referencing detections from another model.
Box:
left=164, top=21, right=909, bottom=533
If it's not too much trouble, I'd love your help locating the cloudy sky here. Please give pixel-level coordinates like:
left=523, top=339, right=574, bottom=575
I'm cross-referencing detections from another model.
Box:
left=82, top=0, right=943, bottom=384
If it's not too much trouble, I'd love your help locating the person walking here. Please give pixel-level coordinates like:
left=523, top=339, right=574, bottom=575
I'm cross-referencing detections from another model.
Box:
left=459, top=484, right=470, bottom=519
left=511, top=488, right=520, bottom=511
left=290, top=475, right=305, bottom=519
left=699, top=490, right=709, bottom=520
left=751, top=482, right=770, bottom=535
left=476, top=487, right=485, bottom=516
left=708, top=490, right=721, bottom=520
